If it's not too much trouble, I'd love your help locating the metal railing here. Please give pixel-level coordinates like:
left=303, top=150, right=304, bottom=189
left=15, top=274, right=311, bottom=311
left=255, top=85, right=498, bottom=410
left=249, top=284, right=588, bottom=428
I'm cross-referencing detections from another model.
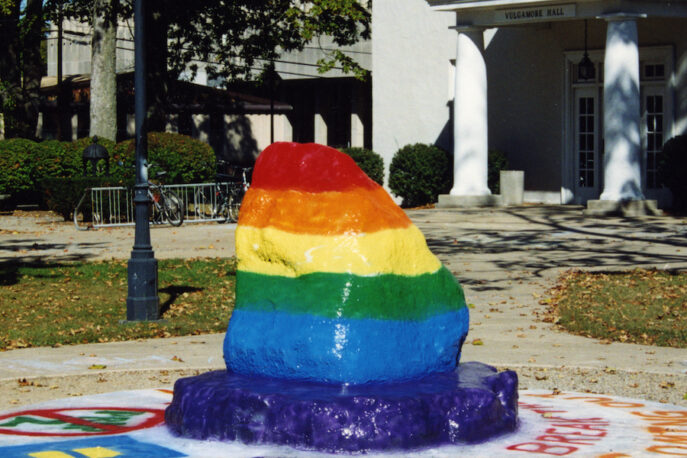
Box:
left=74, top=182, right=239, bottom=230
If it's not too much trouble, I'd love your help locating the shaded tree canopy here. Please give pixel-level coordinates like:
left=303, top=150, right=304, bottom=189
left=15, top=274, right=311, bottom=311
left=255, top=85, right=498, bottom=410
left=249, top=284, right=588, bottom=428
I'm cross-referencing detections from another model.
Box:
left=44, top=0, right=371, bottom=132
left=44, top=0, right=371, bottom=82
left=0, top=0, right=44, bottom=139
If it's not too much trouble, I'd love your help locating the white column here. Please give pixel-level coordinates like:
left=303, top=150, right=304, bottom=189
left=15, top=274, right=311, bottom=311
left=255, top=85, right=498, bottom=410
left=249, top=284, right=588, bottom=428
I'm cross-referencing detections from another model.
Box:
left=280, top=114, right=293, bottom=142
left=600, top=16, right=644, bottom=201
left=34, top=112, right=43, bottom=139
left=451, top=27, right=490, bottom=196
left=71, top=114, right=78, bottom=140
left=165, top=114, right=179, bottom=133
left=350, top=85, right=364, bottom=148
left=126, top=113, right=136, bottom=137
left=314, top=113, right=327, bottom=145
left=192, top=114, right=209, bottom=143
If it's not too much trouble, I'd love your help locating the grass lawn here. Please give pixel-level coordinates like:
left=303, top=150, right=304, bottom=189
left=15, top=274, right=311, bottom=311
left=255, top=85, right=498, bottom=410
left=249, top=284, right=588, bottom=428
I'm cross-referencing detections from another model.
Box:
left=0, top=258, right=236, bottom=350
left=549, top=269, right=687, bottom=348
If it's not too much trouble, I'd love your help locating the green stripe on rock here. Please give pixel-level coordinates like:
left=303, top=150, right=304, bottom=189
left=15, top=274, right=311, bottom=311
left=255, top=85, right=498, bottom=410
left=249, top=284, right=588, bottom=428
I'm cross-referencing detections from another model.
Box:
left=235, top=267, right=466, bottom=321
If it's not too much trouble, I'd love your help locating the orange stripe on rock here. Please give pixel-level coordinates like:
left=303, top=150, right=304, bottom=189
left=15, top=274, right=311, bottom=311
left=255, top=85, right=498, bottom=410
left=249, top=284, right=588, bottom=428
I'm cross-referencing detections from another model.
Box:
left=238, top=187, right=411, bottom=235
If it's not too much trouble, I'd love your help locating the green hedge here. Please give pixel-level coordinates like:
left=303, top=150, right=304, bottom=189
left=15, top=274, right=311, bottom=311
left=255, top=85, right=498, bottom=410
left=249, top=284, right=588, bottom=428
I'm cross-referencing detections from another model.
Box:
left=658, top=135, right=687, bottom=210
left=340, top=147, right=384, bottom=186
left=388, top=143, right=452, bottom=208
left=111, top=132, right=215, bottom=184
left=488, top=149, right=509, bottom=195
left=40, top=176, right=116, bottom=220
left=1, top=133, right=215, bottom=217
left=0, top=139, right=37, bottom=196
left=388, top=144, right=510, bottom=207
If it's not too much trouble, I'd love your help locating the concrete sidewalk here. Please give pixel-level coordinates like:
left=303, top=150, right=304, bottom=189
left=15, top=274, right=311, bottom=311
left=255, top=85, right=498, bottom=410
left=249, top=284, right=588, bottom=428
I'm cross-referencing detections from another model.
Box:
left=1, top=206, right=686, bottom=409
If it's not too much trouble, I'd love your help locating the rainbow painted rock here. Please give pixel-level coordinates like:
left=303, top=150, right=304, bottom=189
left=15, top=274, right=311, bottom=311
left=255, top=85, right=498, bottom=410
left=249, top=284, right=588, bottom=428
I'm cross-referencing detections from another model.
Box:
left=167, top=143, right=517, bottom=452
left=223, top=142, right=469, bottom=384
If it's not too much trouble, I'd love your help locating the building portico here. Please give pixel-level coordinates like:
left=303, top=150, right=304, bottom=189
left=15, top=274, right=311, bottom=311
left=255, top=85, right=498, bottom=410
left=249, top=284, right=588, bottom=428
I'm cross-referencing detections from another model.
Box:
left=429, top=0, right=687, bottom=213
left=372, top=0, right=687, bottom=213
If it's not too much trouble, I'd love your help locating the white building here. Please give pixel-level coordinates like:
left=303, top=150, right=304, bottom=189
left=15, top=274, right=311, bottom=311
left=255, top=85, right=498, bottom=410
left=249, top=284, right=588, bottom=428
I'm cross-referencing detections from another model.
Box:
left=373, top=0, right=687, bottom=210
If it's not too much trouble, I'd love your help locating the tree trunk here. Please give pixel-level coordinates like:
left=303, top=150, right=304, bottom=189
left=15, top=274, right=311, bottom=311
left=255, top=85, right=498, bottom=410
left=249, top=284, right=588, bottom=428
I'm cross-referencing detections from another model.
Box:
left=19, top=0, right=43, bottom=139
left=90, top=0, right=117, bottom=140
left=0, top=1, right=21, bottom=137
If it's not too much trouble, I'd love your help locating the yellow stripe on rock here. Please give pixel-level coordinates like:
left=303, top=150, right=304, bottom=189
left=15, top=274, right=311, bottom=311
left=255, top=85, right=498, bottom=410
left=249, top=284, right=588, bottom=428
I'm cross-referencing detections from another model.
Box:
left=237, top=225, right=442, bottom=277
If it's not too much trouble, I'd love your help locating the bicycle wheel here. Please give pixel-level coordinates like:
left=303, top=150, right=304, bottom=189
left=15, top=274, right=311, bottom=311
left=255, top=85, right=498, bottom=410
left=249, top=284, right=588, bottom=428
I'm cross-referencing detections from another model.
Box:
left=162, top=190, right=184, bottom=226
left=227, top=192, right=241, bottom=223
left=193, top=188, right=207, bottom=218
left=214, top=198, right=231, bottom=223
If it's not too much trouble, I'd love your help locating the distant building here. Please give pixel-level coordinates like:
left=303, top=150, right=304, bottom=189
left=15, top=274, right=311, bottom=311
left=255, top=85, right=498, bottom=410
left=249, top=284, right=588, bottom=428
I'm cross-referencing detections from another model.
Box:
left=373, top=0, right=687, bottom=209
left=42, top=18, right=371, bottom=164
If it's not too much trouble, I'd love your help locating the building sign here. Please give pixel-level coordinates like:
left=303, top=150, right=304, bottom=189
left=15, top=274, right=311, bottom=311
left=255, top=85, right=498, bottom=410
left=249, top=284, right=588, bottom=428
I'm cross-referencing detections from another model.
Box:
left=495, top=4, right=576, bottom=24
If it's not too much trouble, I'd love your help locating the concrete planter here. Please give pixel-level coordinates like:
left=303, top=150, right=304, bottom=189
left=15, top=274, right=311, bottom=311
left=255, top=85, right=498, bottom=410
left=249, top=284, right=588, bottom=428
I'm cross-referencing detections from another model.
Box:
left=499, top=170, right=524, bottom=206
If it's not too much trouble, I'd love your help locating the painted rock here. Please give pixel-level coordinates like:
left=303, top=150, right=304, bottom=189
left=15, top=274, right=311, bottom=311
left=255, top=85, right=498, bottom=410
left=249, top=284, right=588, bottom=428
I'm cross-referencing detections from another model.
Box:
left=224, top=142, right=469, bottom=384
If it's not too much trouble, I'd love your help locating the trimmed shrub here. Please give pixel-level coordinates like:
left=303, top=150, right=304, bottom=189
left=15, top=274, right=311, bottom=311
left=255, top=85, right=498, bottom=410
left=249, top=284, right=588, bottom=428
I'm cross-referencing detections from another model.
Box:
left=658, top=135, right=687, bottom=210
left=488, top=149, right=509, bottom=195
left=388, top=143, right=452, bottom=207
left=111, top=132, right=215, bottom=184
left=340, top=147, right=384, bottom=185
left=33, top=139, right=90, bottom=181
left=0, top=138, right=38, bottom=199
left=33, top=138, right=117, bottom=213
left=41, top=176, right=114, bottom=220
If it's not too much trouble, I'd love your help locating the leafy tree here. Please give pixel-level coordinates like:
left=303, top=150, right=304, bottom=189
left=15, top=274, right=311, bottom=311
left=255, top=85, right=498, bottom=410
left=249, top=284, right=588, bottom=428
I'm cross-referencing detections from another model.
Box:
left=0, top=0, right=44, bottom=139
left=45, top=0, right=371, bottom=132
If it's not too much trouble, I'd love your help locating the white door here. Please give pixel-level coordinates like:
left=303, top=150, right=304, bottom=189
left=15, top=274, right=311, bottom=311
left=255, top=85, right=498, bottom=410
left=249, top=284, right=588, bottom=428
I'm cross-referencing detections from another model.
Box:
left=574, top=88, right=601, bottom=204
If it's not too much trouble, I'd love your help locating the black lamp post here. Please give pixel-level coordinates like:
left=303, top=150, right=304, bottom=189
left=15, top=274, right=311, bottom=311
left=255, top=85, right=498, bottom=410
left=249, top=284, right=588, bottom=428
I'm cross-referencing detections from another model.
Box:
left=126, top=0, right=159, bottom=321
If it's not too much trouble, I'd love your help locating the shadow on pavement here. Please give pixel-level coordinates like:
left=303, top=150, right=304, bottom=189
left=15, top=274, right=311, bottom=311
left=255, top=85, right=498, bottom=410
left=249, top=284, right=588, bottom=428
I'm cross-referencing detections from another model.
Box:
left=412, top=205, right=687, bottom=290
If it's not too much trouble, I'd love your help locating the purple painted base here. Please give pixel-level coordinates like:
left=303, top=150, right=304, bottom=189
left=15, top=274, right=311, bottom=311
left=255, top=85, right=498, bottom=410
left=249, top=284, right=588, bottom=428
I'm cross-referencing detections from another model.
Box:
left=165, top=362, right=518, bottom=453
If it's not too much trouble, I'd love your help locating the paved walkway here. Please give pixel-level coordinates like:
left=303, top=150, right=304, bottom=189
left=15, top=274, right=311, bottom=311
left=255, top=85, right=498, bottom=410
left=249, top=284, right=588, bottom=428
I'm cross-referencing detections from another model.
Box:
left=1, top=206, right=686, bottom=409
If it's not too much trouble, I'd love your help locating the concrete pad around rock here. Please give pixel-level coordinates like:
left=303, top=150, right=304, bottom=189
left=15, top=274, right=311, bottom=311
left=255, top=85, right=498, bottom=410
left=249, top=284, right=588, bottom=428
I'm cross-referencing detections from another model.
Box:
left=1, top=389, right=685, bottom=457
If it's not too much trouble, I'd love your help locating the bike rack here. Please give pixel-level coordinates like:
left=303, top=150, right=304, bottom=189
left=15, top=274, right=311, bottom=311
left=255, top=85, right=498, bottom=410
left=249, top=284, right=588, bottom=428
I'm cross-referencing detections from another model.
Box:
left=73, top=182, right=239, bottom=230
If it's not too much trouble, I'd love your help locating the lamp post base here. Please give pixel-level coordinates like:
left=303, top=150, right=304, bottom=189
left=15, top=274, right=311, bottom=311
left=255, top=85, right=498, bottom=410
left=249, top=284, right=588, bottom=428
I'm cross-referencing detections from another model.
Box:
left=126, top=255, right=159, bottom=321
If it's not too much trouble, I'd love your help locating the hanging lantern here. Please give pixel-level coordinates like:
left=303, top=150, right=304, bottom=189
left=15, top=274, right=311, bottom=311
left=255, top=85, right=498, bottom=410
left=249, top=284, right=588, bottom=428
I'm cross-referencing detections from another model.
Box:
left=578, top=20, right=596, bottom=80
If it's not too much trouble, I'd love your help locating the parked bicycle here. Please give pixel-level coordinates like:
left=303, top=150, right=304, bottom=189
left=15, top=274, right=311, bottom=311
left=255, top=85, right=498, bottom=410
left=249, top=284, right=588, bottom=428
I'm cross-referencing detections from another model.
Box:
left=147, top=166, right=184, bottom=227
left=73, top=163, right=185, bottom=229
left=194, top=160, right=251, bottom=223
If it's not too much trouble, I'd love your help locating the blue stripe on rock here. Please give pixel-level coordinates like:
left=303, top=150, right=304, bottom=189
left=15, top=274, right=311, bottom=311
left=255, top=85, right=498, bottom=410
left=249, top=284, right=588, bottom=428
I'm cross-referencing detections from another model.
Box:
left=223, top=307, right=469, bottom=385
